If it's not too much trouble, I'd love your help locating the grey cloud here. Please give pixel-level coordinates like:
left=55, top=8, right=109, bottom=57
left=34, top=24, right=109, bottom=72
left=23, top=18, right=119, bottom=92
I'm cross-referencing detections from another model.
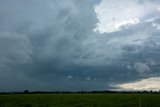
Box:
left=0, top=0, right=102, bottom=91
left=134, top=62, right=150, bottom=74
left=0, top=0, right=160, bottom=91
left=0, top=31, right=33, bottom=67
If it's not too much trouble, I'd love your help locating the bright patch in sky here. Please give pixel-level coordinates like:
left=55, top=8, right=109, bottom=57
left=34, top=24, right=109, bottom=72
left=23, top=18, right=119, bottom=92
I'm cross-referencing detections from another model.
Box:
left=94, top=0, right=159, bottom=33
left=117, top=77, right=160, bottom=91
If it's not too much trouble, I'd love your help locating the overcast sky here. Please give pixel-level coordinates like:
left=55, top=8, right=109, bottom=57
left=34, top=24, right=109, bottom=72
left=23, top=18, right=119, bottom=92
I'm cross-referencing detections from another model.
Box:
left=0, top=0, right=160, bottom=92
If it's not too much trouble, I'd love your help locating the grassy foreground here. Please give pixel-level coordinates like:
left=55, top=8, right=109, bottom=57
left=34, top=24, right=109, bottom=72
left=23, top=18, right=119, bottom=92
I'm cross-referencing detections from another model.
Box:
left=0, top=93, right=160, bottom=107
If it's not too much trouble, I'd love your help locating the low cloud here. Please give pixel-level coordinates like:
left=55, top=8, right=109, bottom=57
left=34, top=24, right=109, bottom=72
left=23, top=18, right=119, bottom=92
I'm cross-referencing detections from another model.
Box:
left=67, top=75, right=73, bottom=80
left=134, top=62, right=150, bottom=74
left=85, top=77, right=92, bottom=81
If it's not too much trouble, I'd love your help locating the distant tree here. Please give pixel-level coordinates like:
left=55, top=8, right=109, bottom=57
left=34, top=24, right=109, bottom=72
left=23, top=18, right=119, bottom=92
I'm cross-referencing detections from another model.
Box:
left=24, top=90, right=29, bottom=94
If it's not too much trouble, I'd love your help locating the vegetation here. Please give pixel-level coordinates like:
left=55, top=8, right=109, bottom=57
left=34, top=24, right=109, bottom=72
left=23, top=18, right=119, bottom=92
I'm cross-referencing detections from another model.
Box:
left=0, top=93, right=160, bottom=107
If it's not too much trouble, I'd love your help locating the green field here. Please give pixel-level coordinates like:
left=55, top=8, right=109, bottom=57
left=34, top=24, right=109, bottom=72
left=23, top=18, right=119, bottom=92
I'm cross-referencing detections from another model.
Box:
left=0, top=93, right=160, bottom=107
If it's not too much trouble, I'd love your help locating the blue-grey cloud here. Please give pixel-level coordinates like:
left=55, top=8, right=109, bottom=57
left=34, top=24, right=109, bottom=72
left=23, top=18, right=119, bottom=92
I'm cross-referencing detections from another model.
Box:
left=0, top=0, right=160, bottom=91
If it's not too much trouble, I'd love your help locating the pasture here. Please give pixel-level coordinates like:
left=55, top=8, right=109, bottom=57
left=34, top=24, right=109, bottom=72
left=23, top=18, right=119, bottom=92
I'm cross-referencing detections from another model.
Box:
left=0, top=93, right=160, bottom=107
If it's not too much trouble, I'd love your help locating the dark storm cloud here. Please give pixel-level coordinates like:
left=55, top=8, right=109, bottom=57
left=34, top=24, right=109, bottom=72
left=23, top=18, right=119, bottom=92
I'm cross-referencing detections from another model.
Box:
left=0, top=0, right=160, bottom=91
left=0, top=0, right=102, bottom=91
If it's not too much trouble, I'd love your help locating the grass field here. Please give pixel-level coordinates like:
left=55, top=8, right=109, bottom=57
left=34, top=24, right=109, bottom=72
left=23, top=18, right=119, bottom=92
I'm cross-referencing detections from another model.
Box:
left=0, top=93, right=160, bottom=107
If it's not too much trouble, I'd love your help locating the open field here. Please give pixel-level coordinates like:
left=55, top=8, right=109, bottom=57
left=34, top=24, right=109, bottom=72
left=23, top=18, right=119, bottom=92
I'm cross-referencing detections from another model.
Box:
left=0, top=93, right=160, bottom=107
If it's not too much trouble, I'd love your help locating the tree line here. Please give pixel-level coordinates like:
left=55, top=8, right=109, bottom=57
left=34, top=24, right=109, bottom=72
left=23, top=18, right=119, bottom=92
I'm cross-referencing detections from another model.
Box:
left=0, top=90, right=160, bottom=94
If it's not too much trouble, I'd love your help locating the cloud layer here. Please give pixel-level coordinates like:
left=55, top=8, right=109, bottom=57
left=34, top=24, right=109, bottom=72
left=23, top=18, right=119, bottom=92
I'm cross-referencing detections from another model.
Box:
left=0, top=0, right=160, bottom=91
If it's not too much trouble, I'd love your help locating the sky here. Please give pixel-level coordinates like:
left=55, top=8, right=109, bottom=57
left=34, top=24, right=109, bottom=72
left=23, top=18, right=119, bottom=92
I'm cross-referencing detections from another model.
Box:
left=0, top=0, right=160, bottom=92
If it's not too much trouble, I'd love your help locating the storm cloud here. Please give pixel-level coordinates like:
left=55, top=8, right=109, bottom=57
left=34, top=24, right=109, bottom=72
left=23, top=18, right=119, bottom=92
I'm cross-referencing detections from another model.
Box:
left=0, top=0, right=160, bottom=91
